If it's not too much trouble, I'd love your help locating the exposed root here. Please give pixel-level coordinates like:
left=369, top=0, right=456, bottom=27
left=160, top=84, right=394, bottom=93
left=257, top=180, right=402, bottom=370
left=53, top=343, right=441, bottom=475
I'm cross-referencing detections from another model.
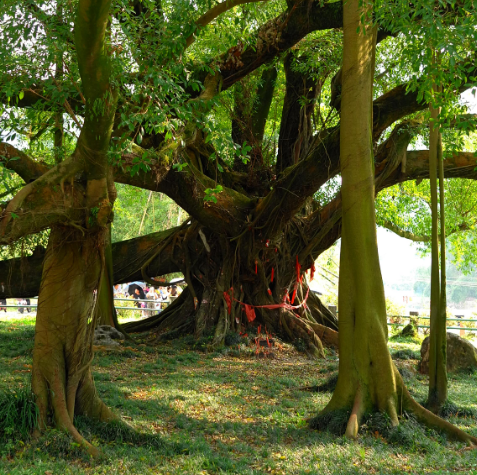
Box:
left=399, top=376, right=477, bottom=446
left=345, top=385, right=364, bottom=438
left=32, top=369, right=101, bottom=457
left=280, top=310, right=325, bottom=358
left=308, top=321, right=339, bottom=348
left=310, top=365, right=477, bottom=446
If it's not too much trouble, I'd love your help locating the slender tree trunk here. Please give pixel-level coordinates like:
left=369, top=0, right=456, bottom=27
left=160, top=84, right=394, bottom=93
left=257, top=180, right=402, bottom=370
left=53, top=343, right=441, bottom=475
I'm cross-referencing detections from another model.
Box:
left=54, top=2, right=64, bottom=164
left=97, top=225, right=121, bottom=328
left=427, top=70, right=447, bottom=411
left=309, top=6, right=477, bottom=445
left=138, top=191, right=153, bottom=235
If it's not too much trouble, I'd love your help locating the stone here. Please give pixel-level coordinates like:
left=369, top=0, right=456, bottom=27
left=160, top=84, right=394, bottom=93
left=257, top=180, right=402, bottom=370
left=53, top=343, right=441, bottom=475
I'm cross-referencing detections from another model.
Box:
left=93, top=325, right=125, bottom=346
left=420, top=332, right=477, bottom=374
left=401, top=321, right=417, bottom=337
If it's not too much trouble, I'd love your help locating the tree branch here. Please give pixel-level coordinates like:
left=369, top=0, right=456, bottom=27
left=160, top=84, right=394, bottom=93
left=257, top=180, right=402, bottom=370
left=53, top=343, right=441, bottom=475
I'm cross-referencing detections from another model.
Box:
left=0, top=143, right=50, bottom=183
left=185, top=0, right=269, bottom=50
left=0, top=225, right=183, bottom=298
left=380, top=219, right=430, bottom=242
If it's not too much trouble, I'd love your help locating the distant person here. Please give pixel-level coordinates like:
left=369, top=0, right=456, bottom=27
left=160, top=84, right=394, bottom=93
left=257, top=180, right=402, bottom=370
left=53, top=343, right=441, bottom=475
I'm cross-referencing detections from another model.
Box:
left=0, top=282, right=6, bottom=313
left=169, top=285, right=178, bottom=303
left=146, top=287, right=157, bottom=315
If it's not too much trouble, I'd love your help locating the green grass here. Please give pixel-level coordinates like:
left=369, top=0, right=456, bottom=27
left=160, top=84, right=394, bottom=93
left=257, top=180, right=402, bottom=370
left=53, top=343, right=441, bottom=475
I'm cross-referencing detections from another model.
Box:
left=1, top=317, right=477, bottom=474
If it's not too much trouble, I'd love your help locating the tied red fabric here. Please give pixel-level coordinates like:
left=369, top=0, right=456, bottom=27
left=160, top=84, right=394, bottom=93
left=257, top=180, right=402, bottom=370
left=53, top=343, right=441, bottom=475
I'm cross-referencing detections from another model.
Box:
left=223, top=290, right=232, bottom=315
left=310, top=263, right=315, bottom=281
left=291, top=287, right=297, bottom=304
left=295, top=255, right=302, bottom=284
left=244, top=304, right=256, bottom=322
left=233, top=288, right=309, bottom=313
left=271, top=267, right=275, bottom=283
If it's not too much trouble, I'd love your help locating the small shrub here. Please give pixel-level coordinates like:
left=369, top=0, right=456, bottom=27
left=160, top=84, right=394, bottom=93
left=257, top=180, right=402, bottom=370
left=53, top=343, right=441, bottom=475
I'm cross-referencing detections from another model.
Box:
left=224, top=331, right=241, bottom=347
left=438, top=400, right=477, bottom=419
left=392, top=349, right=419, bottom=360
left=293, top=338, right=307, bottom=353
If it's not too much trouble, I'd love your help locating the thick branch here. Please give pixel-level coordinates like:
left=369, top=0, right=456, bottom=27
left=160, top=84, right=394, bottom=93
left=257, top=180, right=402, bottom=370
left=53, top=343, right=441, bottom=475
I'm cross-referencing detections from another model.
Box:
left=0, top=179, right=85, bottom=246
left=0, top=225, right=183, bottom=298
left=301, top=147, right=477, bottom=264
left=114, top=146, right=255, bottom=236
left=0, top=143, right=50, bottom=183
left=276, top=52, right=323, bottom=174
left=189, top=1, right=343, bottom=92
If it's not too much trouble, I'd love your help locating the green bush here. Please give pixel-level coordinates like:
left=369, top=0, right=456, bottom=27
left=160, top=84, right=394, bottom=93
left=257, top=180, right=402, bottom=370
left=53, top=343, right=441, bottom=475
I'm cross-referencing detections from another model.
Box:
left=0, top=388, right=38, bottom=456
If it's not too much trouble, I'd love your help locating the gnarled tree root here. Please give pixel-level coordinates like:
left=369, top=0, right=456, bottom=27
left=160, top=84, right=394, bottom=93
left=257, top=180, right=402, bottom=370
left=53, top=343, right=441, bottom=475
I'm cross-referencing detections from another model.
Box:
left=32, top=364, right=116, bottom=457
left=279, top=310, right=325, bottom=358
left=311, top=366, right=477, bottom=446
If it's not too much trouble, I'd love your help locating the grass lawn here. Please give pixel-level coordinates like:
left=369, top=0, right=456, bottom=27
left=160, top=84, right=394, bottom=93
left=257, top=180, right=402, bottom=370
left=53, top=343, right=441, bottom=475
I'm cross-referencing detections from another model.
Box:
left=1, top=316, right=477, bottom=474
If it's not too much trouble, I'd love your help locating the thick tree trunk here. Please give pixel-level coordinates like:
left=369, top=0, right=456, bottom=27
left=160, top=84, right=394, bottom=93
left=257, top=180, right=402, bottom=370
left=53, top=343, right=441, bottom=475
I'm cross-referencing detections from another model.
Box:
left=316, top=0, right=400, bottom=436
left=31, top=226, right=115, bottom=456
left=311, top=0, right=477, bottom=446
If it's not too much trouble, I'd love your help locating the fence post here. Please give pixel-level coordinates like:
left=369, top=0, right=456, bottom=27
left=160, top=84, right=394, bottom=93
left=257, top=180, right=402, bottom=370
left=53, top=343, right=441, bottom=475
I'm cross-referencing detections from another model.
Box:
left=456, top=315, right=465, bottom=337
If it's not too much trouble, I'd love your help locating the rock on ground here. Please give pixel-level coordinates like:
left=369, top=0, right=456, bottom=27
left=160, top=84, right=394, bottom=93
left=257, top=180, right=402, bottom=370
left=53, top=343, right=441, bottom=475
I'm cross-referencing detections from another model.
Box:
left=93, top=325, right=125, bottom=347
left=420, top=332, right=477, bottom=374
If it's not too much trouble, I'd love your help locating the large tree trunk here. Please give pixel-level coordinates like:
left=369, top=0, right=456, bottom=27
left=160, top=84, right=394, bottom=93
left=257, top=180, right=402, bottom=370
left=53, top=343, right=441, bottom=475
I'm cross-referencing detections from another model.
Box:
left=32, top=226, right=116, bottom=456
left=311, top=0, right=477, bottom=446
left=316, top=0, right=399, bottom=436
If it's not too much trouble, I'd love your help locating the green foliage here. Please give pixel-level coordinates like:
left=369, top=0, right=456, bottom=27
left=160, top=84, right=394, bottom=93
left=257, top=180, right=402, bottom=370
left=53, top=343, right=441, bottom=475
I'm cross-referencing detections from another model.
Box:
left=203, top=184, right=223, bottom=204
left=0, top=388, right=38, bottom=455
left=112, top=184, right=185, bottom=243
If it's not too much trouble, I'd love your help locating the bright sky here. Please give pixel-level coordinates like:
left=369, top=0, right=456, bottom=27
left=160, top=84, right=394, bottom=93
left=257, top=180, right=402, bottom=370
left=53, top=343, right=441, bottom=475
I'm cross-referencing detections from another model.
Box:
left=377, top=227, right=426, bottom=285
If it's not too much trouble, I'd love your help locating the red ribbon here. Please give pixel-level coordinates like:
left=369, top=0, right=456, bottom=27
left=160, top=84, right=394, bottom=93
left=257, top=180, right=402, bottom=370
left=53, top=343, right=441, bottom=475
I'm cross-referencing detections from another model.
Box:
left=295, top=255, right=302, bottom=284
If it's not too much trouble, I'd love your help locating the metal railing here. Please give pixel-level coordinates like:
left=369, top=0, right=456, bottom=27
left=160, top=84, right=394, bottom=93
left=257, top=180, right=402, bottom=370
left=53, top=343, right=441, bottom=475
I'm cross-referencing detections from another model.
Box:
left=0, top=297, right=169, bottom=313
left=1, top=303, right=477, bottom=332
left=387, top=315, right=477, bottom=332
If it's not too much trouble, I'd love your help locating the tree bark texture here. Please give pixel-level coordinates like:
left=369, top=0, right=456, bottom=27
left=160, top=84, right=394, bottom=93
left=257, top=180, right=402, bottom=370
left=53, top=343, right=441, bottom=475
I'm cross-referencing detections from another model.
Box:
left=32, top=227, right=116, bottom=456
left=317, top=0, right=400, bottom=437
